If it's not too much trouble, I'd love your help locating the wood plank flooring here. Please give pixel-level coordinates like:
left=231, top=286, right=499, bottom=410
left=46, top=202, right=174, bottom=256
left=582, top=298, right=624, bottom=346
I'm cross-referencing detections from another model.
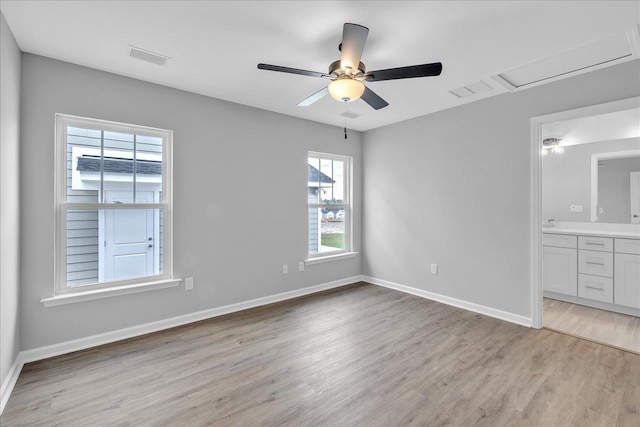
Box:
left=544, top=297, right=640, bottom=355
left=3, top=283, right=639, bottom=426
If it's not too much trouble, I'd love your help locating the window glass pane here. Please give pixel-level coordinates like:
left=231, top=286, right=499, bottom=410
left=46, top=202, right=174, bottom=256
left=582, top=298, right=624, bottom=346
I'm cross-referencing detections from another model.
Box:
left=308, top=207, right=346, bottom=254
left=103, top=132, right=134, bottom=202
left=66, top=127, right=102, bottom=204
left=307, top=157, right=320, bottom=204
left=319, top=159, right=334, bottom=202
left=67, top=127, right=163, bottom=204
left=319, top=159, right=344, bottom=205
left=66, top=208, right=163, bottom=287
left=333, top=160, right=344, bottom=201
left=135, top=135, right=163, bottom=202
left=66, top=209, right=100, bottom=287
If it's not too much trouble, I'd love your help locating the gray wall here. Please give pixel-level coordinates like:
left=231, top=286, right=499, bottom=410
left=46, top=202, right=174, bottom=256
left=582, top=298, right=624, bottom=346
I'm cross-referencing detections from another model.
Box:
left=20, top=54, right=362, bottom=350
left=362, top=60, right=640, bottom=318
left=542, top=138, right=640, bottom=222
left=599, top=156, right=640, bottom=223
left=0, top=12, right=21, bottom=386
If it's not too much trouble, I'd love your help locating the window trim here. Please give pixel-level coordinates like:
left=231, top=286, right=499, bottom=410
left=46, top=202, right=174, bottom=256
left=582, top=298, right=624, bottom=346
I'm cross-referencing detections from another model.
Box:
left=54, top=114, right=174, bottom=295
left=307, top=151, right=353, bottom=259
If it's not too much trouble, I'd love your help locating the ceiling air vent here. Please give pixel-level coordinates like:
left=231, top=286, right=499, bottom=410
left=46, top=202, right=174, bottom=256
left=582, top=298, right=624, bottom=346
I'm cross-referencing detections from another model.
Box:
left=449, top=80, right=493, bottom=98
left=492, top=28, right=639, bottom=91
left=128, top=45, right=170, bottom=66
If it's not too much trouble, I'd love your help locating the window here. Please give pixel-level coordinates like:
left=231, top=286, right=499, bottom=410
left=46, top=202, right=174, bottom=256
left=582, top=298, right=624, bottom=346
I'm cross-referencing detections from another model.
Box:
left=307, top=152, right=352, bottom=258
left=55, top=114, right=172, bottom=294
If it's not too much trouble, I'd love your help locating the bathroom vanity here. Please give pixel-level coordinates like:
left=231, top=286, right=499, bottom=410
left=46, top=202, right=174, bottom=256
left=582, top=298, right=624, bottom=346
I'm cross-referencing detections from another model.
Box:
left=543, top=227, right=640, bottom=316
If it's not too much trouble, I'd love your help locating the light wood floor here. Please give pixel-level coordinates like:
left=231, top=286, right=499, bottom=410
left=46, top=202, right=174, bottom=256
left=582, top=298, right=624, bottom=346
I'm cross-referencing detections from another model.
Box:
left=3, top=283, right=639, bottom=426
left=544, top=297, right=640, bottom=355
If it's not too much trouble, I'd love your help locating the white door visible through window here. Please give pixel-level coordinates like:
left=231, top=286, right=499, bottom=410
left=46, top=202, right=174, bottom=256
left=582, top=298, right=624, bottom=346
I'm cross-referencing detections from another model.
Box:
left=103, top=191, right=157, bottom=281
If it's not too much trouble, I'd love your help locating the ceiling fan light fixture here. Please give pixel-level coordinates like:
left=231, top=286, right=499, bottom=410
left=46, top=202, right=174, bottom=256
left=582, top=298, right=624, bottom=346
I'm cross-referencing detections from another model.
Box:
left=328, top=77, right=365, bottom=102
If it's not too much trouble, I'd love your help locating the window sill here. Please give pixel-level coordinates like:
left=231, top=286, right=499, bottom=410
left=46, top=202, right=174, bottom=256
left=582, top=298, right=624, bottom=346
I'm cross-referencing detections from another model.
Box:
left=305, top=252, right=358, bottom=265
left=41, top=278, right=182, bottom=307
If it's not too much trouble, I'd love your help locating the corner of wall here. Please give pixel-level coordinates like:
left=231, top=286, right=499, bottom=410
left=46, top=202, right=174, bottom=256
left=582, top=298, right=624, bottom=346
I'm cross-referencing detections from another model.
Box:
left=0, top=10, right=22, bottom=406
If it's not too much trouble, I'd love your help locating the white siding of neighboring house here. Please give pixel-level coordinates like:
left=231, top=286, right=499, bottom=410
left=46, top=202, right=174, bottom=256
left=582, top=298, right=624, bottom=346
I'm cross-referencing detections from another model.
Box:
left=308, top=187, right=319, bottom=254
left=66, top=131, right=100, bottom=286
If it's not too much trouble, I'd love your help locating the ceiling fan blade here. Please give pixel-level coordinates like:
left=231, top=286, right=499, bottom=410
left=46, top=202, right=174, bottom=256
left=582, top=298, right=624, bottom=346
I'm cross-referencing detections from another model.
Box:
left=361, top=86, right=389, bottom=110
left=297, top=87, right=329, bottom=107
left=340, top=23, right=369, bottom=72
left=364, top=62, right=443, bottom=82
left=258, top=63, right=329, bottom=79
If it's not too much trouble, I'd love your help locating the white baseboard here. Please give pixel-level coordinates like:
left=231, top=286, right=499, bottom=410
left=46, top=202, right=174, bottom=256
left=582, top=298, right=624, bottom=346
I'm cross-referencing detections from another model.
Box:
left=20, top=276, right=362, bottom=365
left=362, top=275, right=532, bottom=327
left=1, top=353, right=23, bottom=415
left=0, top=276, right=361, bottom=415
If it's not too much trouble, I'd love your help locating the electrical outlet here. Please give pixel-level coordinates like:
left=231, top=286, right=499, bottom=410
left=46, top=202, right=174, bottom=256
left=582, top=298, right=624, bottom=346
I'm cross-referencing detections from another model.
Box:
left=430, top=264, right=438, bottom=275
left=298, top=261, right=305, bottom=272
left=185, top=277, right=194, bottom=290
left=570, top=204, right=583, bottom=212
left=283, top=264, right=288, bottom=274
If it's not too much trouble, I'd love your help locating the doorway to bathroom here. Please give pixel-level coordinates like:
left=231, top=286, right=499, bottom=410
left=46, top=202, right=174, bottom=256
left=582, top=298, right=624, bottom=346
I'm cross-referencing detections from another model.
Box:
left=531, top=97, right=640, bottom=354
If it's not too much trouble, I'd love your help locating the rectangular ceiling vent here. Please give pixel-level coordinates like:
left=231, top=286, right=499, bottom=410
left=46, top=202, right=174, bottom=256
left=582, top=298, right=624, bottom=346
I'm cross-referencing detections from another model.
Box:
left=128, top=45, right=170, bottom=66
left=339, top=111, right=361, bottom=119
left=449, top=80, right=493, bottom=98
left=492, top=27, right=639, bottom=91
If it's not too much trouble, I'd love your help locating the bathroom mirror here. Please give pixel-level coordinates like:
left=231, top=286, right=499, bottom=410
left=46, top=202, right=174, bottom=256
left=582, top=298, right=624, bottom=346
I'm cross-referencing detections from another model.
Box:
left=541, top=106, right=640, bottom=224
left=592, top=152, right=640, bottom=223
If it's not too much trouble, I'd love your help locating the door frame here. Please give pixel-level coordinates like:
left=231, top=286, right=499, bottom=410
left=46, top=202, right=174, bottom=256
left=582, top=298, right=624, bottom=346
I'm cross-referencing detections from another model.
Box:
left=529, top=96, right=639, bottom=329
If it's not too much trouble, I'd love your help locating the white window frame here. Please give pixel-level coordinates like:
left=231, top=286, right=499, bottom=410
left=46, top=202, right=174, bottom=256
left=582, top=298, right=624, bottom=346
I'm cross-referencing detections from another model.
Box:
left=307, top=151, right=353, bottom=260
left=54, top=114, right=174, bottom=295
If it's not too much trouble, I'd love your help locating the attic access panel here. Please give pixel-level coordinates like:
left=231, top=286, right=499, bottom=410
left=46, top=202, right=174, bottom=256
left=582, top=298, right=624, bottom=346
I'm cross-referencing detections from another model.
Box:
left=493, top=29, right=639, bottom=90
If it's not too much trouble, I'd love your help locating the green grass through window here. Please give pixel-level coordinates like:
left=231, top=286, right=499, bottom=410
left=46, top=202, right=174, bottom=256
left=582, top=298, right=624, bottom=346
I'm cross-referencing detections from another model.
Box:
left=321, top=233, right=345, bottom=249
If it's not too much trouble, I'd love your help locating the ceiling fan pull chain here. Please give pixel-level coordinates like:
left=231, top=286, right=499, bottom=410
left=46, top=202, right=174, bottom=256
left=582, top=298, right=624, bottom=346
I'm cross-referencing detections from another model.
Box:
left=344, top=102, right=348, bottom=140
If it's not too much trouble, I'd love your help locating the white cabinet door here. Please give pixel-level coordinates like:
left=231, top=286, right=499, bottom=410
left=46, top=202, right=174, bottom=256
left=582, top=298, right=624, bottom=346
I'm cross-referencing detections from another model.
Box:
left=614, top=253, right=640, bottom=309
left=543, top=246, right=578, bottom=296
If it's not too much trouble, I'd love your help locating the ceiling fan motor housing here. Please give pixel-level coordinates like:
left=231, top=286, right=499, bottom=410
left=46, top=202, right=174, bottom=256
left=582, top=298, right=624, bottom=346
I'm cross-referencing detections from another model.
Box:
left=329, top=60, right=366, bottom=77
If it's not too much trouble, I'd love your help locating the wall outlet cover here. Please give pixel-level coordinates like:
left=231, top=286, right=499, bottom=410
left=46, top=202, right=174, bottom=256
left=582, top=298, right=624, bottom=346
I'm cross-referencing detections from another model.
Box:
left=430, top=264, right=438, bottom=275
left=283, top=264, right=288, bottom=274
left=570, top=204, right=584, bottom=212
left=298, top=261, right=305, bottom=272
left=185, top=277, right=194, bottom=290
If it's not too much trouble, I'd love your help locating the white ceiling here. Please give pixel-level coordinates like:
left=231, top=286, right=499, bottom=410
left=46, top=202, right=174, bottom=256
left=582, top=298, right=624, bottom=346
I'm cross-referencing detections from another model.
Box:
left=1, top=1, right=639, bottom=131
left=543, top=108, right=640, bottom=147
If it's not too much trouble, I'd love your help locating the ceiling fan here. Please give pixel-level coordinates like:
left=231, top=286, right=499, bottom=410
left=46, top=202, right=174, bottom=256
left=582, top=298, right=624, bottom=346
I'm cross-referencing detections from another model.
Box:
left=257, top=23, right=442, bottom=110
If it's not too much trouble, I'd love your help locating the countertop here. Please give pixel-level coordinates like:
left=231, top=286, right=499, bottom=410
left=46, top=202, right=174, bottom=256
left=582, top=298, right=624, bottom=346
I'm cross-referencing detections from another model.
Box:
left=543, top=228, right=640, bottom=239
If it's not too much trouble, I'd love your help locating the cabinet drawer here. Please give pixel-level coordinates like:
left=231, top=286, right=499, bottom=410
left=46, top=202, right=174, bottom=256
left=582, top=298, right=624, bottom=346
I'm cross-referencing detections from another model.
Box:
left=578, top=274, right=613, bottom=303
left=543, top=234, right=577, bottom=249
left=578, top=236, right=613, bottom=252
left=578, top=250, right=613, bottom=277
left=615, top=238, right=640, bottom=255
